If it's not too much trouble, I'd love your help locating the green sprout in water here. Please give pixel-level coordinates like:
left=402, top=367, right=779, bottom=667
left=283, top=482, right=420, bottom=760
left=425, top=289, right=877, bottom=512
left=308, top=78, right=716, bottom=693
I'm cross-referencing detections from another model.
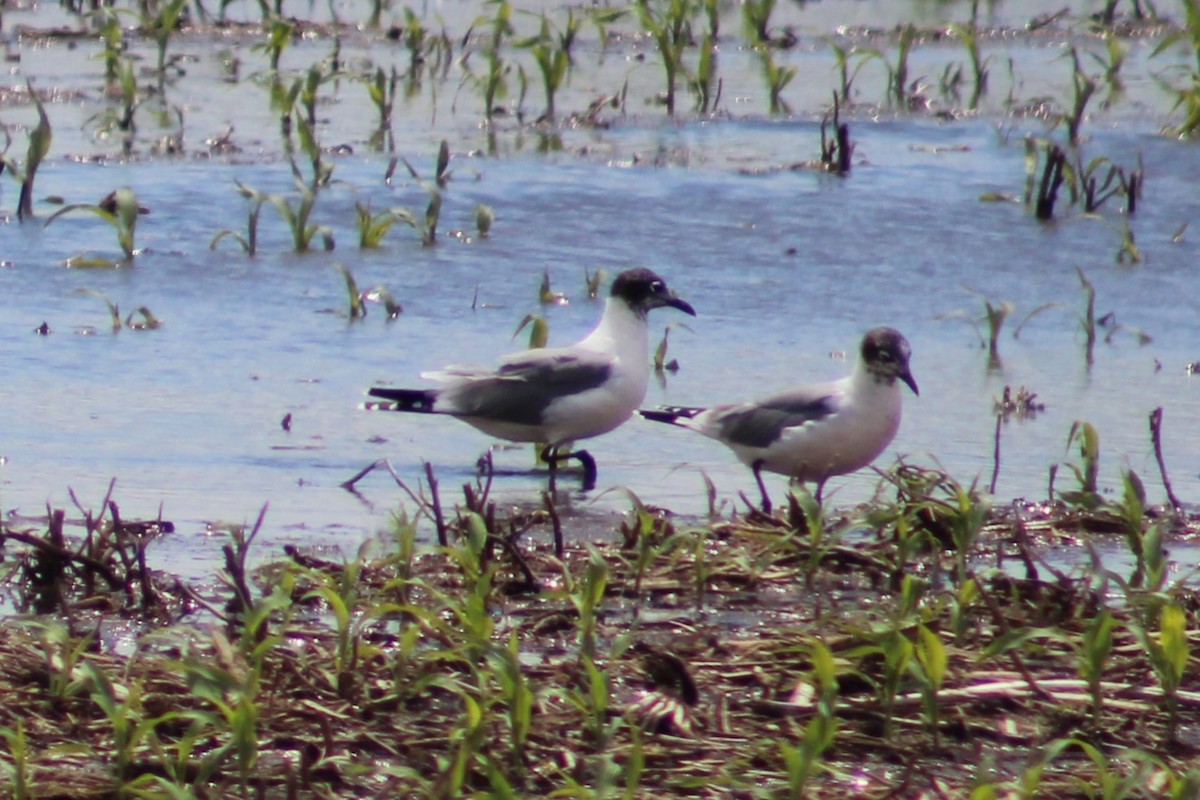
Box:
left=46, top=187, right=142, bottom=264
left=0, top=81, right=53, bottom=222
left=635, top=0, right=696, bottom=116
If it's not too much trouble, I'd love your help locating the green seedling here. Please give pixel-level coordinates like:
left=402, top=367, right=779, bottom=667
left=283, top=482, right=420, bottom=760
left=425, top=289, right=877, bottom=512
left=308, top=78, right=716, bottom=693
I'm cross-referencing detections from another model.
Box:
left=824, top=36, right=871, bottom=105
left=539, top=268, right=567, bottom=305
left=1032, top=140, right=1067, bottom=220
left=1116, top=218, right=1142, bottom=264
left=1133, top=602, right=1190, bottom=743
left=913, top=624, right=948, bottom=748
left=46, top=187, right=141, bottom=262
left=1151, top=0, right=1200, bottom=137
left=211, top=181, right=268, bottom=255
left=255, top=18, right=294, bottom=72
left=0, top=722, right=31, bottom=800
left=741, top=0, right=776, bottom=45
left=778, top=639, right=838, bottom=798
left=1066, top=47, right=1097, bottom=145
left=470, top=0, right=514, bottom=120
left=334, top=263, right=368, bottom=320
left=757, top=46, right=796, bottom=115
left=73, top=289, right=122, bottom=333
left=488, top=631, right=535, bottom=775
left=516, top=11, right=575, bottom=119
left=1059, top=420, right=1101, bottom=508
left=692, top=0, right=719, bottom=113
left=1093, top=31, right=1127, bottom=103
left=635, top=0, right=695, bottom=115
left=146, top=0, right=187, bottom=90
left=0, top=82, right=53, bottom=222
left=863, top=23, right=918, bottom=107
left=269, top=180, right=333, bottom=252
left=513, top=313, right=549, bottom=348
left=355, top=199, right=421, bottom=249
left=365, top=65, right=398, bottom=151
left=1078, top=608, right=1115, bottom=733
left=949, top=22, right=989, bottom=109
left=1077, top=265, right=1097, bottom=366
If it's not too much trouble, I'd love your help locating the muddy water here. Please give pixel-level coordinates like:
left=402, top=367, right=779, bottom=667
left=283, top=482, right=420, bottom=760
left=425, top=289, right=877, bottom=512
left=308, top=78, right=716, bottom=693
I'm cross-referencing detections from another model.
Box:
left=0, top=0, right=1196, bottom=578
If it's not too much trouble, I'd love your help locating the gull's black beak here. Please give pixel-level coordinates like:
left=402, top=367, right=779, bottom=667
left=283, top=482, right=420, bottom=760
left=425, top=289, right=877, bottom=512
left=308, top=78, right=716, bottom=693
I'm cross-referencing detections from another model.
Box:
left=900, top=367, right=919, bottom=396
left=667, top=295, right=697, bottom=316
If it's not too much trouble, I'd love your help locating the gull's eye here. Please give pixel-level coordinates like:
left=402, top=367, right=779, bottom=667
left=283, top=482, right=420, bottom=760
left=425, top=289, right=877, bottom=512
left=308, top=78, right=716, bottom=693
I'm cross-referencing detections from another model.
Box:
left=650, top=280, right=664, bottom=293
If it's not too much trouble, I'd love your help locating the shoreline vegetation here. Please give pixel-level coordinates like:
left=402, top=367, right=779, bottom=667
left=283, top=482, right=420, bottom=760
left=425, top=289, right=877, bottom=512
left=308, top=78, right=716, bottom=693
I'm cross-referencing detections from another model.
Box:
left=1, top=458, right=1198, bottom=798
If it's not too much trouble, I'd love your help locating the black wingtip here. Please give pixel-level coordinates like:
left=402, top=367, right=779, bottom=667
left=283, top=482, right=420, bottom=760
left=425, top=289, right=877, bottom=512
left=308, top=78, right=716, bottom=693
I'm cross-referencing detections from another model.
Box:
left=365, top=387, right=439, bottom=412
left=638, top=406, right=703, bottom=425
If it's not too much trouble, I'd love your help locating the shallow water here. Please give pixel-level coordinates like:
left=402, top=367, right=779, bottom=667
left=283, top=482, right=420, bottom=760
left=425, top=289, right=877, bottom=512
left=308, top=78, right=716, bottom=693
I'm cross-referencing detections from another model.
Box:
left=0, top=0, right=1197, bottom=578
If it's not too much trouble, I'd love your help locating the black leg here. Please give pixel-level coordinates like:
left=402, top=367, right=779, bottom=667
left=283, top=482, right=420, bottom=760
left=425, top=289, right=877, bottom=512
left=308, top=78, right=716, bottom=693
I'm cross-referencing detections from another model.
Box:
left=540, top=447, right=597, bottom=491
left=540, top=445, right=559, bottom=493
left=575, top=450, right=597, bottom=491
left=752, top=460, right=772, bottom=513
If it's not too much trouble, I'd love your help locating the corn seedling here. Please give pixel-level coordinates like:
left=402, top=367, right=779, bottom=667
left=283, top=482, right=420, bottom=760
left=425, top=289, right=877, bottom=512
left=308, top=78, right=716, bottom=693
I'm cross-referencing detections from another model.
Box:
left=741, top=0, right=776, bottom=46
left=691, top=0, right=719, bottom=113
left=1151, top=0, right=1200, bottom=137
left=0, top=82, right=52, bottom=222
left=23, top=620, right=95, bottom=702
left=145, top=0, right=187, bottom=91
left=778, top=639, right=838, bottom=798
left=262, top=174, right=332, bottom=252
left=73, top=289, right=123, bottom=333
left=757, top=46, right=796, bottom=115
left=1132, top=601, right=1190, bottom=742
left=1076, top=265, right=1097, bottom=366
left=824, top=36, right=872, bottom=106
left=255, top=18, right=294, bottom=73
left=471, top=0, right=514, bottom=120
left=1059, top=420, right=1101, bottom=509
left=488, top=631, right=535, bottom=776
left=863, top=23, right=918, bottom=108
left=354, top=200, right=409, bottom=248
left=1093, top=31, right=1127, bottom=105
left=949, top=22, right=989, bottom=109
left=0, top=722, right=31, bottom=800
left=538, top=268, right=568, bottom=305
left=513, top=313, right=549, bottom=349
left=333, top=263, right=368, bottom=320
left=365, top=66, right=398, bottom=151
left=1078, top=608, right=1115, bottom=733
left=1116, top=218, right=1142, bottom=264
left=913, top=625, right=948, bottom=748
left=1065, top=47, right=1097, bottom=146
left=516, top=10, right=576, bottom=120
left=635, top=0, right=695, bottom=115
left=45, top=187, right=141, bottom=263
left=211, top=181, right=268, bottom=255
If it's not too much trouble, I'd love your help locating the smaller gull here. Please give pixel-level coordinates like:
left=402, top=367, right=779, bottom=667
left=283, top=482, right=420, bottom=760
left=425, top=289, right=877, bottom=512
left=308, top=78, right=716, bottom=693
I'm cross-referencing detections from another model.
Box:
left=366, top=268, right=696, bottom=489
left=640, top=327, right=918, bottom=511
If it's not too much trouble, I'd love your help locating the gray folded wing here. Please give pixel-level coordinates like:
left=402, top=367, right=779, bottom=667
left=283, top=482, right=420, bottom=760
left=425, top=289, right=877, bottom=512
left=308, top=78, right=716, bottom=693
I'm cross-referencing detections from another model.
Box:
left=711, top=390, right=839, bottom=449
left=441, top=349, right=614, bottom=425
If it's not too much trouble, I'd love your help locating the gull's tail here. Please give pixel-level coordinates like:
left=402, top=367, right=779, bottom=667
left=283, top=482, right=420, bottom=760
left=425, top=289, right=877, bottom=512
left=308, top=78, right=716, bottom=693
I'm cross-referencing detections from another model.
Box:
left=638, top=406, right=705, bottom=426
left=365, top=387, right=439, bottom=413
